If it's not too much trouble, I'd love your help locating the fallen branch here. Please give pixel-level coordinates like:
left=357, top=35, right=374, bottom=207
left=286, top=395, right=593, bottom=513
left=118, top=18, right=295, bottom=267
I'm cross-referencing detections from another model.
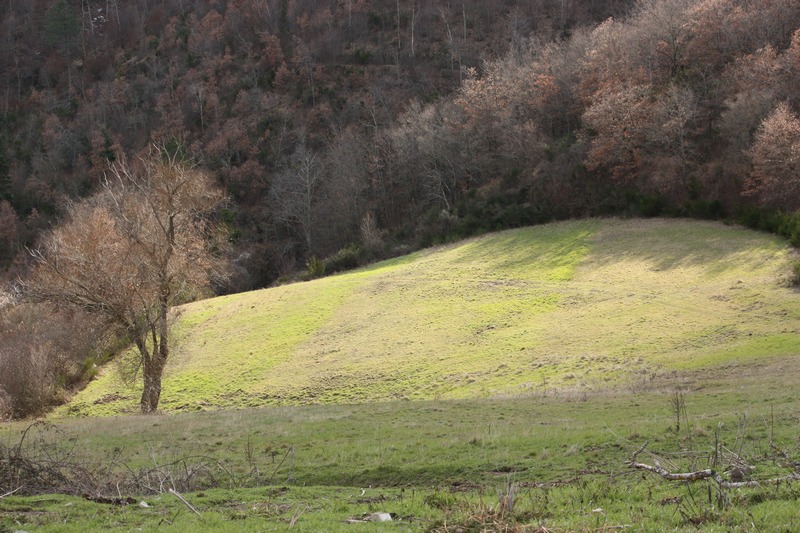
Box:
left=168, top=488, right=201, bottom=517
left=83, top=494, right=137, bottom=506
left=628, top=442, right=800, bottom=489
left=770, top=442, right=800, bottom=470
left=288, top=505, right=306, bottom=529
left=629, top=460, right=716, bottom=483
left=0, top=487, right=22, bottom=499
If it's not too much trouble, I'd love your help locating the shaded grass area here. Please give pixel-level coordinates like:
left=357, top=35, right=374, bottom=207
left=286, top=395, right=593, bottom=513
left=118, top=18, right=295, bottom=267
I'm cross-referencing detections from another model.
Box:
left=4, top=480, right=800, bottom=532
left=54, top=218, right=800, bottom=416
left=3, top=377, right=800, bottom=530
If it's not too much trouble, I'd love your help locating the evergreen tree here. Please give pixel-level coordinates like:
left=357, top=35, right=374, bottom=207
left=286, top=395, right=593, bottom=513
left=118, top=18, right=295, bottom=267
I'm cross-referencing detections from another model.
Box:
left=44, top=0, right=80, bottom=55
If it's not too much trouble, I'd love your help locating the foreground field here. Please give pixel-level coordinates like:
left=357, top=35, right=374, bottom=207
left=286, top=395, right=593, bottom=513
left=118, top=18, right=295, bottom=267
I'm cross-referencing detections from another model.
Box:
left=3, top=378, right=800, bottom=530
left=55, top=218, right=800, bottom=416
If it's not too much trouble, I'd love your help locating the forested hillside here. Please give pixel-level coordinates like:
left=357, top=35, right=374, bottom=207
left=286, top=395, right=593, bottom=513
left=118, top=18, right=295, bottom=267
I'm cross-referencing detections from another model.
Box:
left=0, top=0, right=634, bottom=286
left=2, top=0, right=799, bottom=286
left=1, top=0, right=800, bottom=417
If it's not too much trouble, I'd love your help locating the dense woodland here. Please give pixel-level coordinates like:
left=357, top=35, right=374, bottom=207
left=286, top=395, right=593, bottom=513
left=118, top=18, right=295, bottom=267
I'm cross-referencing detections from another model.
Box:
left=1, top=0, right=800, bottom=417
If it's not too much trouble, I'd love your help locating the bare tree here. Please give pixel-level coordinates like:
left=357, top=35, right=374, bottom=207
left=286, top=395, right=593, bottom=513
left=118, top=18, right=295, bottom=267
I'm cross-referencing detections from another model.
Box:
left=629, top=0, right=695, bottom=81
left=321, top=128, right=370, bottom=245
left=25, top=144, right=226, bottom=414
left=270, top=142, right=323, bottom=254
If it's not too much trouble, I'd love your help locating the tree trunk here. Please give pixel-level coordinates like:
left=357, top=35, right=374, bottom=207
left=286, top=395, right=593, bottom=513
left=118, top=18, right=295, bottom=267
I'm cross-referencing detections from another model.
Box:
left=141, top=360, right=163, bottom=414
left=135, top=316, right=168, bottom=414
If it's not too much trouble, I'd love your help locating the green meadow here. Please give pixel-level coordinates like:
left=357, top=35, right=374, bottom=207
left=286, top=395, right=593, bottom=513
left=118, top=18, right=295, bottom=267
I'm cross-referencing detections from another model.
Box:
left=3, top=218, right=800, bottom=531
left=56, top=218, right=800, bottom=416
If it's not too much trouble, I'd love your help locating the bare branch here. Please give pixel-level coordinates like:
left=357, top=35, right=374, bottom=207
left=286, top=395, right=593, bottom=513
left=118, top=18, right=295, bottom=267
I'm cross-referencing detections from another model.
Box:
left=628, top=442, right=800, bottom=489
left=168, top=488, right=202, bottom=516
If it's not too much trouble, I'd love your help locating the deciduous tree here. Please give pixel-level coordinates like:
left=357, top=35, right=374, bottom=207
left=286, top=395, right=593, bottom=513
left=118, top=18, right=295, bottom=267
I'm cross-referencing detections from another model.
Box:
left=26, top=145, right=226, bottom=413
left=270, top=140, right=322, bottom=253
left=582, top=84, right=654, bottom=181
left=746, top=102, right=800, bottom=209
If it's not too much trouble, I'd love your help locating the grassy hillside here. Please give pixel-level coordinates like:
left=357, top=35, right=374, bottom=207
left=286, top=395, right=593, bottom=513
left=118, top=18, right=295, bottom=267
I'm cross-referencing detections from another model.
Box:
left=3, top=218, right=799, bottom=531
left=55, top=218, right=800, bottom=417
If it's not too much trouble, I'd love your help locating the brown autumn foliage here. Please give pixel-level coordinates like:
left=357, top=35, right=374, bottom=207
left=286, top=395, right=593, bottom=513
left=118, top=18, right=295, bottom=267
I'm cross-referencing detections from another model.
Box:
left=26, top=145, right=227, bottom=414
left=746, top=103, right=800, bottom=210
left=583, top=84, right=655, bottom=182
left=0, top=302, right=113, bottom=419
left=0, top=0, right=636, bottom=281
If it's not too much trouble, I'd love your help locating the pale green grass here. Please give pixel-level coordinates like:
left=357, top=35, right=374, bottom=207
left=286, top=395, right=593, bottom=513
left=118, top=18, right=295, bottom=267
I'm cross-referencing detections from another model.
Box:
left=54, top=218, right=800, bottom=417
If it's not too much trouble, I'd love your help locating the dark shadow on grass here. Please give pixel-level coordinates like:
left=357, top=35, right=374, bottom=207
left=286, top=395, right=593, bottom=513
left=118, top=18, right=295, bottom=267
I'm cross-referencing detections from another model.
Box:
left=577, top=219, right=790, bottom=276
left=445, top=222, right=597, bottom=276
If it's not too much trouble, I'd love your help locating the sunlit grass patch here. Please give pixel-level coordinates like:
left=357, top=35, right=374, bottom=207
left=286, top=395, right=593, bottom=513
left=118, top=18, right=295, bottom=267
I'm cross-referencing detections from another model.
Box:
left=55, top=218, right=800, bottom=417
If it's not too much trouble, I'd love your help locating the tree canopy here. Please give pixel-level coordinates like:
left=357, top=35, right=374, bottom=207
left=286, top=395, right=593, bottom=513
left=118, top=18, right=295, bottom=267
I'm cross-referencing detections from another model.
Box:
left=26, top=145, right=226, bottom=413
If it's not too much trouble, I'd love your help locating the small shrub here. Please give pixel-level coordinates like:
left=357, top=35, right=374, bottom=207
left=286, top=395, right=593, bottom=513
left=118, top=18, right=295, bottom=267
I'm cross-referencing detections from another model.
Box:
left=498, top=478, right=519, bottom=516
left=306, top=256, right=325, bottom=278
left=352, top=48, right=371, bottom=64
left=791, top=259, right=800, bottom=287
left=323, top=244, right=362, bottom=273
left=736, top=207, right=800, bottom=247
left=0, top=303, right=115, bottom=418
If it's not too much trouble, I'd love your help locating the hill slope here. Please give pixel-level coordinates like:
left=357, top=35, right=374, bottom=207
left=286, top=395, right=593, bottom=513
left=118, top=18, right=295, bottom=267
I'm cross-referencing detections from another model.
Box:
left=56, top=219, right=800, bottom=417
